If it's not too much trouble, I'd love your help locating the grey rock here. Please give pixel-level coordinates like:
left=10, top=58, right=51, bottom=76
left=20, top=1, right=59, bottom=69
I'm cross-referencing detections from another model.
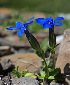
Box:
left=0, top=59, right=14, bottom=75
left=1, top=59, right=13, bottom=70
left=12, top=76, right=39, bottom=85
left=0, top=74, right=13, bottom=85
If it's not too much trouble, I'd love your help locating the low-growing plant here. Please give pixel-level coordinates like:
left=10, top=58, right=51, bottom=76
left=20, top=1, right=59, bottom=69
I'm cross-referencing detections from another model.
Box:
left=6, top=16, right=65, bottom=84
left=10, top=66, right=37, bottom=78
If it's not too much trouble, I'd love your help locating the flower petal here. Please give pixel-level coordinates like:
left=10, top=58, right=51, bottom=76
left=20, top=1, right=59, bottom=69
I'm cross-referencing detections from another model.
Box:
left=27, top=17, right=34, bottom=22
left=27, top=21, right=34, bottom=25
left=17, top=29, right=24, bottom=36
left=54, top=22, right=63, bottom=26
left=6, top=27, right=16, bottom=30
left=54, top=17, right=64, bottom=21
left=35, top=18, right=47, bottom=25
left=16, top=22, right=22, bottom=29
left=24, top=21, right=34, bottom=28
left=43, top=23, right=52, bottom=28
left=46, top=17, right=52, bottom=21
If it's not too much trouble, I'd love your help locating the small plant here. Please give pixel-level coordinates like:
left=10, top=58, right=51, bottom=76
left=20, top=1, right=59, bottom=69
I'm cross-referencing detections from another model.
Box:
left=35, top=17, right=64, bottom=83
left=10, top=66, right=37, bottom=78
left=6, top=17, right=65, bottom=84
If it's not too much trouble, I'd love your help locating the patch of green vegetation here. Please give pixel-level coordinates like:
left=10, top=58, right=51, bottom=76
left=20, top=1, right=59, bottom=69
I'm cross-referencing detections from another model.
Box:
left=0, top=0, right=70, bottom=13
left=10, top=66, right=37, bottom=78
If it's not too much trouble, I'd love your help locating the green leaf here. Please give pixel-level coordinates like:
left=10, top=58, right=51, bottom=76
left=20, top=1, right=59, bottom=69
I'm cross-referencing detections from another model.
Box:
left=27, top=33, right=41, bottom=52
left=25, top=73, right=37, bottom=78
left=20, top=69, right=28, bottom=77
left=41, top=82, right=43, bottom=85
left=10, top=70, right=21, bottom=78
left=38, top=70, right=46, bottom=79
left=48, top=68, right=54, bottom=72
left=38, top=76, right=45, bottom=79
left=16, top=66, right=19, bottom=71
left=26, top=32, right=46, bottom=59
left=10, top=70, right=17, bottom=74
left=40, top=70, right=45, bottom=76
left=42, top=61, right=45, bottom=68
left=36, top=50, right=45, bottom=58
left=41, top=38, right=48, bottom=53
left=10, top=66, right=21, bottom=78
left=48, top=76, right=55, bottom=79
left=48, top=46, right=55, bottom=54
left=49, top=68, right=61, bottom=77
left=47, top=61, right=50, bottom=66
left=54, top=43, right=60, bottom=48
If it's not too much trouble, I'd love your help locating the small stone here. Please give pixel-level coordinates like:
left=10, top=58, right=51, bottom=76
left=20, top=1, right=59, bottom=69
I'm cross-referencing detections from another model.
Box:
left=50, top=82, right=62, bottom=85
left=28, top=48, right=34, bottom=52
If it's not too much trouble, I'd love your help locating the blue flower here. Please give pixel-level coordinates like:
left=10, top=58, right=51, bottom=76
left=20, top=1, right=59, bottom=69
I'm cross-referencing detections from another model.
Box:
left=35, top=17, right=64, bottom=28
left=6, top=17, right=34, bottom=36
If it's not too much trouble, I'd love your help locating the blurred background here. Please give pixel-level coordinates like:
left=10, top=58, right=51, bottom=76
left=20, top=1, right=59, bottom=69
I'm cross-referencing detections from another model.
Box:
left=0, top=0, right=70, bottom=56
left=0, top=0, right=70, bottom=13
left=0, top=0, right=70, bottom=29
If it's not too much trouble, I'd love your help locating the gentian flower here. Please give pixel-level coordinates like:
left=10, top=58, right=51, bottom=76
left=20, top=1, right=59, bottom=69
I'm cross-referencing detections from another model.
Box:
left=6, top=17, right=34, bottom=36
left=35, top=17, right=64, bottom=28
left=36, top=17, right=64, bottom=70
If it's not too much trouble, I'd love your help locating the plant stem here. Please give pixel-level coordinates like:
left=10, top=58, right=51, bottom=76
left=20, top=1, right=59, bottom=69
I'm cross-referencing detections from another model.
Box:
left=43, top=58, right=49, bottom=77
left=49, top=25, right=54, bottom=47
left=51, top=53, right=55, bottom=69
left=40, top=50, right=49, bottom=77
left=41, top=51, right=49, bottom=78
left=49, top=25, right=56, bottom=70
left=43, top=79, right=48, bottom=85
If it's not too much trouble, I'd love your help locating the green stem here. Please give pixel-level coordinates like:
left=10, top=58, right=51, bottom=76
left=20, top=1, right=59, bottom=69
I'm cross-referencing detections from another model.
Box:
left=40, top=50, right=49, bottom=77
left=41, top=54, right=49, bottom=79
left=49, top=25, right=56, bottom=70
left=43, top=58, right=49, bottom=76
left=51, top=53, right=55, bottom=69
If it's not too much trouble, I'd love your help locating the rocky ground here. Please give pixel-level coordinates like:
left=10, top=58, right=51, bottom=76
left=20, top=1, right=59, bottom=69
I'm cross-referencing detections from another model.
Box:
left=0, top=8, right=70, bottom=85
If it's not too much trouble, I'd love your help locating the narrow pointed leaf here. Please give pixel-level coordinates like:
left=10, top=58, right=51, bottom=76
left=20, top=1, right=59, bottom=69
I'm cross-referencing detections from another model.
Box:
left=27, top=33, right=41, bottom=52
